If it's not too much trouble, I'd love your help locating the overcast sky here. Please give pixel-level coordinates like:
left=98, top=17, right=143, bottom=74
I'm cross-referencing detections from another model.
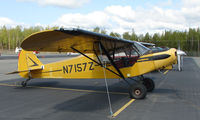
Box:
left=0, top=0, right=200, bottom=34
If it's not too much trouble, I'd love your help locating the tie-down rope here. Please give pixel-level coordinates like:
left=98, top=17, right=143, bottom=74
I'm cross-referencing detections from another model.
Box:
left=99, top=43, right=113, bottom=116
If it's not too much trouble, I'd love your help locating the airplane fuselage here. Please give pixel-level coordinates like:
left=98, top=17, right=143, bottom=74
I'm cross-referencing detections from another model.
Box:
left=19, top=48, right=177, bottom=79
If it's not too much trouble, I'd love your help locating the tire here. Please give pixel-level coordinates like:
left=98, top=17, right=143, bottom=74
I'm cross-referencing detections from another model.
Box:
left=143, top=78, right=155, bottom=92
left=21, top=81, right=27, bottom=87
left=129, top=84, right=147, bottom=99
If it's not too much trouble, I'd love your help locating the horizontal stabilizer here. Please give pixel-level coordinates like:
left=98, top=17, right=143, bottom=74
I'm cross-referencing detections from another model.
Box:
left=6, top=66, right=43, bottom=75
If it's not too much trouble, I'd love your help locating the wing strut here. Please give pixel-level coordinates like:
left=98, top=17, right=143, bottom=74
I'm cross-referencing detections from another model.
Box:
left=71, top=47, right=122, bottom=78
left=98, top=42, right=131, bottom=85
left=99, top=42, right=125, bottom=79
left=71, top=43, right=131, bottom=86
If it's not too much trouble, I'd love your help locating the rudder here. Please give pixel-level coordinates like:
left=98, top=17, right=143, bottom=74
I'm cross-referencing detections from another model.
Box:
left=18, top=49, right=43, bottom=78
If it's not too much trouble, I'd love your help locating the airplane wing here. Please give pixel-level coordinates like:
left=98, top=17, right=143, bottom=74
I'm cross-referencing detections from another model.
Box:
left=21, top=28, right=133, bottom=54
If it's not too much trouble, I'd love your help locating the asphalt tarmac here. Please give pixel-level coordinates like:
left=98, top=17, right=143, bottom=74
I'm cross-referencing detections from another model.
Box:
left=0, top=57, right=200, bottom=120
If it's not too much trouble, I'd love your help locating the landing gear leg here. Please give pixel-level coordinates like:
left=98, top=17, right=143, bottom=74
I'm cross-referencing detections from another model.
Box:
left=21, top=77, right=31, bottom=87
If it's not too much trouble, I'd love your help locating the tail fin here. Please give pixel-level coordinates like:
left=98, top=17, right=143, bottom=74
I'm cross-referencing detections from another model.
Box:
left=18, top=50, right=43, bottom=71
left=7, top=50, right=43, bottom=78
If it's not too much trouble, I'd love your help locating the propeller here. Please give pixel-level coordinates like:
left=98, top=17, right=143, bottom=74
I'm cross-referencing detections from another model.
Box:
left=177, top=40, right=187, bottom=71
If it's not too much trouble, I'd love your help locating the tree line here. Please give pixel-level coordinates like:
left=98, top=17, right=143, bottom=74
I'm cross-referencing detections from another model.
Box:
left=0, top=26, right=200, bottom=56
left=0, top=26, right=59, bottom=51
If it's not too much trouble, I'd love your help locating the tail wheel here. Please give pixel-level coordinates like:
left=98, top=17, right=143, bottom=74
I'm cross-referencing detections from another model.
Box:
left=21, top=78, right=30, bottom=87
left=21, top=81, right=27, bottom=87
left=129, top=84, right=147, bottom=99
left=143, top=78, right=155, bottom=92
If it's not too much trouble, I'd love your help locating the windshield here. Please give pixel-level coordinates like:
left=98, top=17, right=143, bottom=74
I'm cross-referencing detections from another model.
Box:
left=134, top=42, right=150, bottom=55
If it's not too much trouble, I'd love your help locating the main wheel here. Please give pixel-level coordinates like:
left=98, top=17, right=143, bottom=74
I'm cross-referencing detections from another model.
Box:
left=143, top=78, right=155, bottom=92
left=129, top=84, right=147, bottom=99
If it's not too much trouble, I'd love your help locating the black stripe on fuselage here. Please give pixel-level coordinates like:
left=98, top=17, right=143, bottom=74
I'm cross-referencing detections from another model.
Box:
left=137, top=54, right=171, bottom=62
left=41, top=69, right=62, bottom=73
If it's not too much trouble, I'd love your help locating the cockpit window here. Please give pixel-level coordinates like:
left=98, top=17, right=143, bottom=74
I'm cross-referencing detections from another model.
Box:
left=98, top=43, right=144, bottom=68
left=134, top=42, right=150, bottom=55
left=108, top=45, right=140, bottom=68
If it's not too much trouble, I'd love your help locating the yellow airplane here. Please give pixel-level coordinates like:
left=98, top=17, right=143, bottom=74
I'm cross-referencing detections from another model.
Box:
left=8, top=28, right=177, bottom=99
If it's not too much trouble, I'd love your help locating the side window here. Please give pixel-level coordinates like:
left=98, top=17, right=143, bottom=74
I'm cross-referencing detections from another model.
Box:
left=97, top=44, right=140, bottom=68
left=113, top=45, right=139, bottom=68
left=131, top=45, right=140, bottom=56
left=98, top=55, right=109, bottom=63
left=114, top=49, right=126, bottom=57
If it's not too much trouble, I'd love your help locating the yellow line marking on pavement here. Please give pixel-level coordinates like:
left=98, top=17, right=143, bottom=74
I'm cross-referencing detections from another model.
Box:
left=0, top=83, right=21, bottom=87
left=164, top=70, right=169, bottom=75
left=0, top=83, right=128, bottom=95
left=112, top=99, right=135, bottom=118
